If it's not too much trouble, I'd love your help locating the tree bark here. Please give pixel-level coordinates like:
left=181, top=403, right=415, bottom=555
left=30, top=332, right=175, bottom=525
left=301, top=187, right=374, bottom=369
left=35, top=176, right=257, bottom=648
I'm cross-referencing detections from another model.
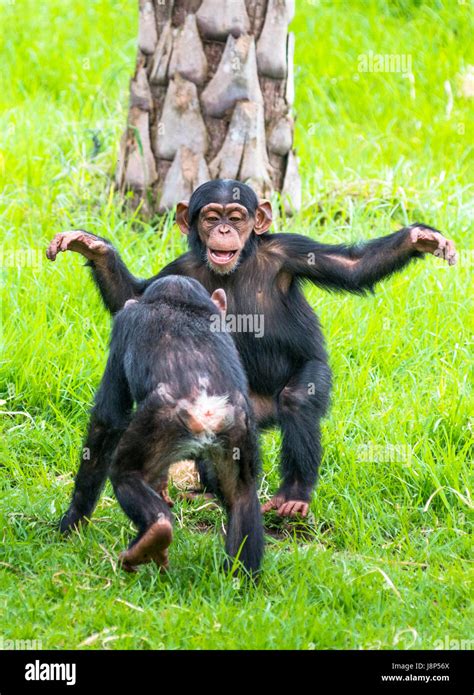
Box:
left=116, top=0, right=301, bottom=216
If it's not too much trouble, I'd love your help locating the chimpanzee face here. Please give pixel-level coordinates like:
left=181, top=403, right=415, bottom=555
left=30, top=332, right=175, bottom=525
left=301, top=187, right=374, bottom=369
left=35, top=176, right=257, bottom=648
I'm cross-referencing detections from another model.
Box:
left=198, top=203, right=254, bottom=273
left=176, top=198, right=273, bottom=275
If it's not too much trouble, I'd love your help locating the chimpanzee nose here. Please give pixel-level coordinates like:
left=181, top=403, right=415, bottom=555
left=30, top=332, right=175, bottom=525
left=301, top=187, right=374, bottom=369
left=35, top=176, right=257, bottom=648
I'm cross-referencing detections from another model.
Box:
left=218, top=225, right=230, bottom=234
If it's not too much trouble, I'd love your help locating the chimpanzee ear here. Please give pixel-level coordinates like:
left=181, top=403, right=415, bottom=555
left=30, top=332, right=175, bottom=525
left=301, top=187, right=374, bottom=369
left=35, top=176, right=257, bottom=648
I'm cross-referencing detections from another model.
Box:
left=211, top=289, right=227, bottom=316
left=254, top=199, right=273, bottom=235
left=176, top=201, right=190, bottom=235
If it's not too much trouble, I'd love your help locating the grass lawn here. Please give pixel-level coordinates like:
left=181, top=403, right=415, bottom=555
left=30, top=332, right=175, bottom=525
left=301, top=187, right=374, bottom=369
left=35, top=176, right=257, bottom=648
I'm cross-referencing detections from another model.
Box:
left=0, top=0, right=472, bottom=650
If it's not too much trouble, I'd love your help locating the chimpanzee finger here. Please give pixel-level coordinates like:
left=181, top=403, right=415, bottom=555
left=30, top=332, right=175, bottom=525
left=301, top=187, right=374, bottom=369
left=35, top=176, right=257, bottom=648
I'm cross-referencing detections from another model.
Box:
left=278, top=500, right=309, bottom=517
left=277, top=501, right=296, bottom=517
left=261, top=495, right=284, bottom=513
left=446, top=239, right=457, bottom=265
left=261, top=500, right=275, bottom=513
left=292, top=502, right=309, bottom=517
left=59, top=234, right=74, bottom=252
left=46, top=234, right=62, bottom=261
left=290, top=502, right=307, bottom=517
left=283, top=502, right=297, bottom=516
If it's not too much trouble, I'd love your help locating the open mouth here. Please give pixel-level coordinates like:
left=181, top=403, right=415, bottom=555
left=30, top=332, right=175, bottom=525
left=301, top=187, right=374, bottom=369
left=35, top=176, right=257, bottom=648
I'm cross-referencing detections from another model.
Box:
left=208, top=249, right=238, bottom=265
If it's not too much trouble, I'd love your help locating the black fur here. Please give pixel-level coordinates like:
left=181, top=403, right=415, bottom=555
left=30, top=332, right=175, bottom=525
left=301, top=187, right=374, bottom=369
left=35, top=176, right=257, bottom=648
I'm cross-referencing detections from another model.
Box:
left=72, top=180, right=438, bottom=511
left=61, top=275, right=264, bottom=575
left=188, top=179, right=259, bottom=225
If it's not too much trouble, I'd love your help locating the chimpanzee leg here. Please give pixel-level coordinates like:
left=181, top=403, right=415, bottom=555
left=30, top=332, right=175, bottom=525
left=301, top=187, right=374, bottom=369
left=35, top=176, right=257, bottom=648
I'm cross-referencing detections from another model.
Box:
left=60, top=342, right=133, bottom=534
left=59, top=415, right=124, bottom=534
left=262, top=358, right=332, bottom=518
left=213, top=428, right=264, bottom=575
left=111, top=470, right=173, bottom=572
left=109, top=410, right=178, bottom=572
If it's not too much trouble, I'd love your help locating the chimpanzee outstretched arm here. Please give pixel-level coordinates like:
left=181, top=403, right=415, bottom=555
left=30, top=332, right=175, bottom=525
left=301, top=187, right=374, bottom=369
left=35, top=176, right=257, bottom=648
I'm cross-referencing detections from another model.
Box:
left=277, top=224, right=457, bottom=294
left=46, top=230, right=185, bottom=314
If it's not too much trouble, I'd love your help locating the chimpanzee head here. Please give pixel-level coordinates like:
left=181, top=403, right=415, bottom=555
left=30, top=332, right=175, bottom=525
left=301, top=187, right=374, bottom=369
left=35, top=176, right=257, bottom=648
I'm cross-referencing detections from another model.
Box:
left=141, top=275, right=227, bottom=316
left=175, top=179, right=273, bottom=275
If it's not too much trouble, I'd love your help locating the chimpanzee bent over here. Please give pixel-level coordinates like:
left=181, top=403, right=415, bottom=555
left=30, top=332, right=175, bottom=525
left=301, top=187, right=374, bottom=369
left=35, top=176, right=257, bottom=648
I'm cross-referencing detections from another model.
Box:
left=47, top=179, right=457, bottom=518
left=60, top=275, right=264, bottom=574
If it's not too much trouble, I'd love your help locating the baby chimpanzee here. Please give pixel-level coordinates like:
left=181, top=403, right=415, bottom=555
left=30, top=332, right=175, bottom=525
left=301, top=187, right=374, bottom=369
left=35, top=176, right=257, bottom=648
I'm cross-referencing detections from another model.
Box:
left=60, top=275, right=264, bottom=575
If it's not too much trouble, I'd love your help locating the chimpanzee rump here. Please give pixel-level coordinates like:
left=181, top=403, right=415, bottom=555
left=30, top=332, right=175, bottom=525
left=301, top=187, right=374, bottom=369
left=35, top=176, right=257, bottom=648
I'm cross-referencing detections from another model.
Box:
left=60, top=275, right=264, bottom=575
left=47, top=179, right=457, bottom=519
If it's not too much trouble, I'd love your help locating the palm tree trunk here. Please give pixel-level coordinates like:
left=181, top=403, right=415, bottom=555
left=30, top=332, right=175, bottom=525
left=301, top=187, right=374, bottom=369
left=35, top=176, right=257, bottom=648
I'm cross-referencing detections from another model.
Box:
left=116, top=0, right=300, bottom=216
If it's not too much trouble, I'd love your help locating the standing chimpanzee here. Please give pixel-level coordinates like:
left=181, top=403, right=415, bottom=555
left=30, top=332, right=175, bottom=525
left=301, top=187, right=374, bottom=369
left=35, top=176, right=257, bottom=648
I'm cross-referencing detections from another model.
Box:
left=47, top=179, right=457, bottom=518
left=59, top=275, right=264, bottom=575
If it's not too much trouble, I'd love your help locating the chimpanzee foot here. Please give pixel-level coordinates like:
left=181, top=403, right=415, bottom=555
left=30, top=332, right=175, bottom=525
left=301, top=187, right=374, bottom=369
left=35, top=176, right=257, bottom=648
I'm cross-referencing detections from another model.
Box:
left=261, top=495, right=310, bottom=518
left=119, top=518, right=173, bottom=573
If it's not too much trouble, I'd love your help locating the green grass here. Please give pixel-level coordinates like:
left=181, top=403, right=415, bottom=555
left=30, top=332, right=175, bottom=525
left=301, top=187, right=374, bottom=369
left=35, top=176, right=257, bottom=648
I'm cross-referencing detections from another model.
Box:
left=0, top=0, right=473, bottom=650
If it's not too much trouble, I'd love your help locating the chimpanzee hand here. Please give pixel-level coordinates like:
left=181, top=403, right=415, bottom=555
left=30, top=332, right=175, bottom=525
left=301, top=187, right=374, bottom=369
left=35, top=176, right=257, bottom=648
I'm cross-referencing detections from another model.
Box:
left=409, top=225, right=457, bottom=265
left=59, top=505, right=87, bottom=535
left=46, top=230, right=110, bottom=263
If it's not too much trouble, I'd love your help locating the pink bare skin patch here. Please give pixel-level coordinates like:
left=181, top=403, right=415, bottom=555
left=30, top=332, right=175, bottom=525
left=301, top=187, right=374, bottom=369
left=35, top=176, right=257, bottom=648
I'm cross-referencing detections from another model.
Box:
left=176, top=393, right=235, bottom=435
left=323, top=255, right=358, bottom=268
